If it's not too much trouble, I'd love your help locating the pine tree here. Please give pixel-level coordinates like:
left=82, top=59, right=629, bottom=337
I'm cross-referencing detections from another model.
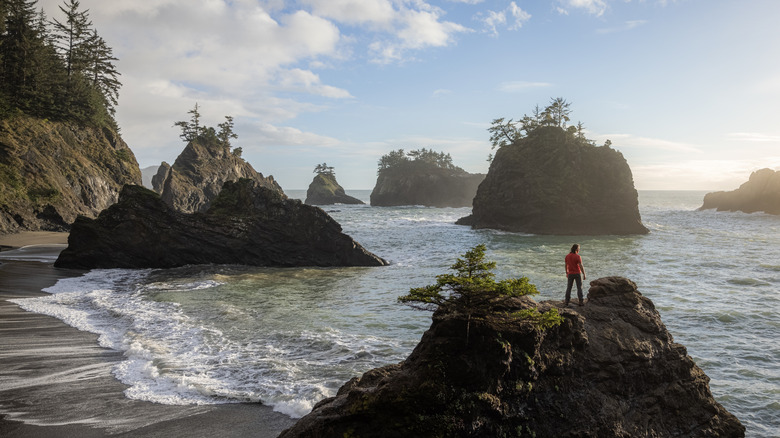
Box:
left=0, top=0, right=48, bottom=114
left=84, top=29, right=120, bottom=115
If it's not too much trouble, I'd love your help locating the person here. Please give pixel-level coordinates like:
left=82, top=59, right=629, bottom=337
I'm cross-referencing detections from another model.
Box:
left=564, top=244, right=586, bottom=306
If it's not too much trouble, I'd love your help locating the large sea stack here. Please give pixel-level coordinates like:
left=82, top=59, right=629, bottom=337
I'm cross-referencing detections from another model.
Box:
left=699, top=168, right=780, bottom=215
left=55, top=179, right=387, bottom=269
left=281, top=277, right=744, bottom=437
left=457, top=126, right=648, bottom=235
left=370, top=149, right=484, bottom=207
left=0, top=116, right=141, bottom=233
left=305, top=173, right=363, bottom=205
left=151, top=136, right=282, bottom=213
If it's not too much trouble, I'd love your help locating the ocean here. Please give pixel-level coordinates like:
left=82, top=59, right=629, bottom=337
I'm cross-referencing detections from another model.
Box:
left=9, top=190, right=780, bottom=437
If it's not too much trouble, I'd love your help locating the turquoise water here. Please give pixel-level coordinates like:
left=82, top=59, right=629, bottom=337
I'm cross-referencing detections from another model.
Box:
left=12, top=190, right=780, bottom=436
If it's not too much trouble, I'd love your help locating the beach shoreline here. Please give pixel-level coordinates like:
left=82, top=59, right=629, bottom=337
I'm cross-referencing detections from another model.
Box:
left=0, top=232, right=296, bottom=437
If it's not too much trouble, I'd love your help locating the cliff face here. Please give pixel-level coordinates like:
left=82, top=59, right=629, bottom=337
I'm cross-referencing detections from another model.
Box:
left=281, top=277, right=744, bottom=438
left=0, top=116, right=141, bottom=234
left=305, top=173, right=364, bottom=205
left=699, top=168, right=780, bottom=215
left=458, top=126, right=647, bottom=235
left=55, top=179, right=387, bottom=269
left=152, top=139, right=282, bottom=213
left=370, top=163, right=484, bottom=207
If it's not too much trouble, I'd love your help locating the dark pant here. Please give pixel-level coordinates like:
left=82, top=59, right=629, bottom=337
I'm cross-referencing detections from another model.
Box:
left=565, top=273, right=583, bottom=302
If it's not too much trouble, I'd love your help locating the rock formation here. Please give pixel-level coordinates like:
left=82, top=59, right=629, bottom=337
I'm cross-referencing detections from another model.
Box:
left=0, top=116, right=142, bottom=234
left=699, top=168, right=780, bottom=215
left=151, top=137, right=282, bottom=213
left=370, top=162, right=484, bottom=208
left=305, top=173, right=364, bottom=205
left=55, top=179, right=387, bottom=269
left=457, top=126, right=648, bottom=235
left=280, top=277, right=744, bottom=437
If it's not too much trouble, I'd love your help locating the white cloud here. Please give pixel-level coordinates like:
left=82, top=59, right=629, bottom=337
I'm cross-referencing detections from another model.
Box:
left=277, top=69, right=353, bottom=98
left=596, top=20, right=648, bottom=34
left=558, top=0, right=608, bottom=17
left=497, top=81, right=553, bottom=92
left=477, top=2, right=531, bottom=36
left=728, top=132, right=780, bottom=143
left=595, top=133, right=703, bottom=154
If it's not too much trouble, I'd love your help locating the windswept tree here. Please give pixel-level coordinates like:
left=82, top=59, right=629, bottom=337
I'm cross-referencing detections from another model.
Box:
left=217, top=115, right=237, bottom=148
left=541, top=97, right=572, bottom=128
left=314, top=162, right=335, bottom=175
left=399, top=244, right=562, bottom=345
left=174, top=104, right=241, bottom=151
left=174, top=102, right=204, bottom=143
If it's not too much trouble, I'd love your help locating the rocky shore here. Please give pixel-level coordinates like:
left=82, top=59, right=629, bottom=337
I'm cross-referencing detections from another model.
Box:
left=699, top=168, right=780, bottom=215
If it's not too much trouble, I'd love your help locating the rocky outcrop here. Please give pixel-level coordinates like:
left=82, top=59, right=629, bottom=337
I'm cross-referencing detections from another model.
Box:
left=281, top=277, right=744, bottom=437
left=55, top=179, right=387, bottom=269
left=457, top=126, right=648, bottom=235
left=370, top=164, right=484, bottom=207
left=152, top=138, right=282, bottom=213
left=305, top=173, right=363, bottom=205
left=0, top=116, right=141, bottom=234
left=699, top=168, right=780, bottom=215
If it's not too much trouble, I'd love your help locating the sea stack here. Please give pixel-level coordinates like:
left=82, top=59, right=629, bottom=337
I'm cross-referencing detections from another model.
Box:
left=55, top=180, right=387, bottom=269
left=151, top=135, right=282, bottom=213
left=370, top=148, right=484, bottom=207
left=699, top=168, right=780, bottom=215
left=458, top=126, right=648, bottom=235
left=305, top=169, right=363, bottom=205
left=280, top=277, right=744, bottom=437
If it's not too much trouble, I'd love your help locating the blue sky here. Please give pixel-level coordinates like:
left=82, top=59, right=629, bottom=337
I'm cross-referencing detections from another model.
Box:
left=39, top=0, right=780, bottom=190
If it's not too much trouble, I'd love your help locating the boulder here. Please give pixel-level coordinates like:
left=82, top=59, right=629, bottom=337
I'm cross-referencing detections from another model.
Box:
left=55, top=179, right=387, bottom=269
left=370, top=163, right=484, bottom=207
left=0, top=116, right=141, bottom=233
left=457, top=126, right=648, bottom=235
left=305, top=173, right=364, bottom=205
left=280, top=277, right=744, bottom=437
left=153, top=137, right=282, bottom=213
left=699, top=168, right=780, bottom=215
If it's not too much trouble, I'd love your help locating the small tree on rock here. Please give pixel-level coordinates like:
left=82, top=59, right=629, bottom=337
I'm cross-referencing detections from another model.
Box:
left=314, top=162, right=335, bottom=175
left=398, top=244, right=562, bottom=345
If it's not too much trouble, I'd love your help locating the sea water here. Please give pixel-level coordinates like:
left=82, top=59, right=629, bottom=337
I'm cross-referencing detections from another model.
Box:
left=9, top=191, right=780, bottom=437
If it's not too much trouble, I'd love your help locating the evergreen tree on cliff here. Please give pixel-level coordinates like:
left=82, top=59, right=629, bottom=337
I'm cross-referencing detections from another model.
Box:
left=459, top=98, right=648, bottom=235
left=0, top=0, right=119, bottom=125
left=305, top=163, right=363, bottom=205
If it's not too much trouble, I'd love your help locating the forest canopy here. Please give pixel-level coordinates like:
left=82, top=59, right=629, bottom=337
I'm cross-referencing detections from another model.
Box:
left=0, top=0, right=120, bottom=127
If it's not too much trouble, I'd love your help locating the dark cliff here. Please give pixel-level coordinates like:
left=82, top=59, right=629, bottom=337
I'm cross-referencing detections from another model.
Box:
left=281, top=277, right=744, bottom=438
left=370, top=162, right=484, bottom=207
left=55, top=179, right=387, bottom=269
left=305, top=173, right=363, bottom=205
left=0, top=116, right=141, bottom=234
left=699, top=168, right=780, bottom=215
left=152, top=137, right=282, bottom=213
left=458, top=126, right=648, bottom=235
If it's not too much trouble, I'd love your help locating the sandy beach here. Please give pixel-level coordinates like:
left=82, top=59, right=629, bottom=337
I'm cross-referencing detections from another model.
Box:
left=0, top=232, right=296, bottom=437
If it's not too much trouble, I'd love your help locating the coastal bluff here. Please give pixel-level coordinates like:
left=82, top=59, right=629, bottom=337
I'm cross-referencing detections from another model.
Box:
left=0, top=116, right=141, bottom=233
left=305, top=173, right=363, bottom=205
left=457, top=126, right=648, bottom=235
left=280, top=277, right=744, bottom=437
left=152, top=136, right=282, bottom=213
left=699, top=168, right=780, bottom=215
left=55, top=179, right=387, bottom=269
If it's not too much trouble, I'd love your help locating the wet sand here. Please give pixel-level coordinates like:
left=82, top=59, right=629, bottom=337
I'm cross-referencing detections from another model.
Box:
left=0, top=233, right=296, bottom=437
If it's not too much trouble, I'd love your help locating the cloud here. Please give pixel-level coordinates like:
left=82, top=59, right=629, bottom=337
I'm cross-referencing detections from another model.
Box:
left=497, top=81, right=553, bottom=93
left=559, top=0, right=608, bottom=17
left=728, top=132, right=780, bottom=143
left=596, top=20, right=648, bottom=34
left=477, top=2, right=531, bottom=36
left=595, top=133, right=703, bottom=154
left=277, top=69, right=353, bottom=98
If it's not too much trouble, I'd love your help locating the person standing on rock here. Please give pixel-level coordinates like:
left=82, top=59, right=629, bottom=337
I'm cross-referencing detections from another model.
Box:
left=564, top=244, right=586, bottom=306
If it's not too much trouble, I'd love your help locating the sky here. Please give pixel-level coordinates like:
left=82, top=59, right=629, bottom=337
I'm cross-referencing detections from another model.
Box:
left=37, top=0, right=780, bottom=190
